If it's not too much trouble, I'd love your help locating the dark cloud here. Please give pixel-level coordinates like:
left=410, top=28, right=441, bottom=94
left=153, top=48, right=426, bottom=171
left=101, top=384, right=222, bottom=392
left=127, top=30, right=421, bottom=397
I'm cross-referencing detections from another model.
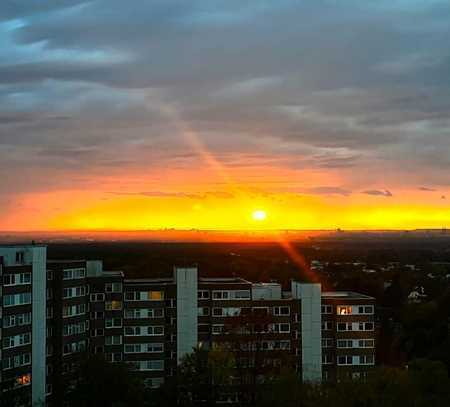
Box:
left=363, top=190, right=393, bottom=197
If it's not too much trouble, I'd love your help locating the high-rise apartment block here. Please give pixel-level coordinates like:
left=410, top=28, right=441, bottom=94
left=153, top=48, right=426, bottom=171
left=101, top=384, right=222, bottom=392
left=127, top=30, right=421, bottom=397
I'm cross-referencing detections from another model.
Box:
left=1, top=245, right=376, bottom=406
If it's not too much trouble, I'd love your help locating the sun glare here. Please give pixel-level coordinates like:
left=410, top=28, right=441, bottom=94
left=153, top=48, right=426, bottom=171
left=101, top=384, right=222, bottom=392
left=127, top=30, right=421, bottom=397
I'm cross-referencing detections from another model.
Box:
left=252, top=210, right=267, bottom=221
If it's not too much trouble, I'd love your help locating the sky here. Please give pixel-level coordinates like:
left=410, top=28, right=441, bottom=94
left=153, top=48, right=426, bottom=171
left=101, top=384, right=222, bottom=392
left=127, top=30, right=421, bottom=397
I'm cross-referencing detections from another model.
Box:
left=1, top=0, right=450, bottom=231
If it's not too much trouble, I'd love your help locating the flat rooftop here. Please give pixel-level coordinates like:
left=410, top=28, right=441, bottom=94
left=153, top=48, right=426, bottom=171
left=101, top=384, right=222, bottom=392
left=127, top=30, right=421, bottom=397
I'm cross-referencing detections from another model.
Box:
left=322, top=291, right=375, bottom=299
left=199, top=277, right=251, bottom=284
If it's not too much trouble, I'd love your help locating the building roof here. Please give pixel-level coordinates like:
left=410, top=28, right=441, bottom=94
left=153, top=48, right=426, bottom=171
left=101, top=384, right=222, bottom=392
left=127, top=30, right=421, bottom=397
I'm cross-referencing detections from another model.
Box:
left=199, top=277, right=251, bottom=284
left=322, top=291, right=375, bottom=300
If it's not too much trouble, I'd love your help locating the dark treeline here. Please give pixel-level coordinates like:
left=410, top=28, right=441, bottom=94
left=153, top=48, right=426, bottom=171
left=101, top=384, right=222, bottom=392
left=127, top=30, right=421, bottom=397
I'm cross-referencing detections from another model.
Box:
left=61, top=352, right=450, bottom=407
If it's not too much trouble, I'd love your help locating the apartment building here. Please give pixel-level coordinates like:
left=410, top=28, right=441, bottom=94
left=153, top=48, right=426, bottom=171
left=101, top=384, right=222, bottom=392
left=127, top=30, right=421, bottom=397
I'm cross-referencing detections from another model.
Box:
left=0, top=245, right=46, bottom=407
left=321, top=292, right=376, bottom=382
left=0, top=245, right=376, bottom=406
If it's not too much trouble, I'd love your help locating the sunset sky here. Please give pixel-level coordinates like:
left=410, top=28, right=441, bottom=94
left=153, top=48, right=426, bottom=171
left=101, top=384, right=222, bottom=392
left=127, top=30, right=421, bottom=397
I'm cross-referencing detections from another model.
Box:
left=1, top=0, right=450, bottom=231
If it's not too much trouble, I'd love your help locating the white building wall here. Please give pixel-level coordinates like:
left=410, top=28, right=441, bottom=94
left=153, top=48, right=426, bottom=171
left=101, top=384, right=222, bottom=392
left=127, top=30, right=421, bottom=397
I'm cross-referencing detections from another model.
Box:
left=31, top=246, right=47, bottom=406
left=175, top=267, right=198, bottom=363
left=291, top=281, right=322, bottom=382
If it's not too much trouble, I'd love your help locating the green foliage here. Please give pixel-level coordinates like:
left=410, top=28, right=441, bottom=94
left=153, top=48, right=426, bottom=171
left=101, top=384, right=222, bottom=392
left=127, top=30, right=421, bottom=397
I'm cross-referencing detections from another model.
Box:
left=66, top=354, right=144, bottom=407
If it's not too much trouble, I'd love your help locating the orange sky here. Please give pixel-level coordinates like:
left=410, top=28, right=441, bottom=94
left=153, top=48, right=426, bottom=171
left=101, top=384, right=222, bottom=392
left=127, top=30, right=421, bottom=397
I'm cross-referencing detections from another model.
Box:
left=3, top=171, right=449, bottom=232
left=1, top=1, right=450, bottom=233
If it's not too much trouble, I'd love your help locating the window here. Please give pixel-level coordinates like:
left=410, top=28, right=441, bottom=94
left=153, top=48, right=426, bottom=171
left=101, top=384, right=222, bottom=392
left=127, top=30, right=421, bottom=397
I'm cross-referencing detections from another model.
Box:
left=337, top=356, right=354, bottom=366
left=213, top=307, right=223, bottom=316
left=321, top=305, right=332, bottom=314
left=3, top=353, right=31, bottom=370
left=105, top=300, right=122, bottom=311
left=15, top=251, right=25, bottom=264
left=63, top=268, right=85, bottom=280
left=322, top=354, right=334, bottom=364
left=198, top=290, right=210, bottom=299
left=105, top=318, right=122, bottom=328
left=271, top=323, right=290, bottom=333
left=273, top=306, right=290, bottom=316
left=125, top=308, right=164, bottom=319
left=125, top=291, right=164, bottom=301
left=322, top=338, right=333, bottom=348
left=364, top=322, right=374, bottom=331
left=91, top=328, right=104, bottom=337
left=337, top=306, right=352, bottom=315
left=63, top=286, right=86, bottom=299
left=359, top=355, right=374, bottom=365
left=3, top=312, right=31, bottom=328
left=124, top=325, right=164, bottom=336
left=337, top=340, right=353, bottom=348
left=105, top=335, right=122, bottom=345
left=199, top=324, right=210, bottom=333
left=129, top=360, right=164, bottom=371
left=124, top=343, right=164, bottom=353
left=63, top=304, right=86, bottom=318
left=91, top=311, right=104, bottom=319
left=212, top=324, right=225, bottom=335
left=105, top=282, right=122, bottom=293
left=63, top=322, right=88, bottom=336
left=358, top=339, right=375, bottom=348
left=63, top=340, right=86, bottom=355
left=234, top=290, right=251, bottom=299
left=198, top=307, right=210, bottom=316
left=3, top=272, right=31, bottom=286
left=90, top=293, right=105, bottom=302
left=321, top=321, right=333, bottom=330
left=213, top=291, right=229, bottom=300
left=358, top=305, right=374, bottom=315
left=4, top=292, right=32, bottom=307
left=337, top=322, right=352, bottom=331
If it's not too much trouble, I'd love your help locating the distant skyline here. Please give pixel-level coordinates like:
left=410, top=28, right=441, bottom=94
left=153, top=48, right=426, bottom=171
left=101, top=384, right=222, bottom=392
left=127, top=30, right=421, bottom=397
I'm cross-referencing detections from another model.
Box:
left=1, top=1, right=450, bottom=231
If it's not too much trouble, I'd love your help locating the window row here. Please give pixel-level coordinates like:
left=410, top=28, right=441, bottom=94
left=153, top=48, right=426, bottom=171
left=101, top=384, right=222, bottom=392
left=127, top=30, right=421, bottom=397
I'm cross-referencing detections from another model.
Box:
left=212, top=290, right=251, bottom=300
left=124, top=308, right=164, bottom=319
left=3, top=292, right=32, bottom=307
left=127, top=360, right=164, bottom=371
left=63, top=268, right=86, bottom=280
left=3, top=353, right=31, bottom=370
left=63, top=340, right=86, bottom=355
left=105, top=335, right=122, bottom=345
left=63, top=285, right=87, bottom=299
left=337, top=305, right=374, bottom=316
left=124, top=325, right=164, bottom=336
left=337, top=339, right=375, bottom=348
left=3, top=333, right=31, bottom=349
left=124, top=342, right=164, bottom=353
left=63, top=304, right=87, bottom=318
left=3, top=312, right=31, bottom=328
left=63, top=321, right=88, bottom=336
left=337, top=354, right=375, bottom=366
left=337, top=322, right=374, bottom=332
left=3, top=272, right=31, bottom=286
left=125, top=291, right=164, bottom=301
left=322, top=321, right=374, bottom=331
left=322, top=304, right=374, bottom=315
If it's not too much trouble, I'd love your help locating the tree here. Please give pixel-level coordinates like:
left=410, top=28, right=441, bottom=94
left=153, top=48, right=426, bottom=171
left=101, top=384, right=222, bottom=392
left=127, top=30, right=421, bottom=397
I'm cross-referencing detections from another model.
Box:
left=66, top=354, right=144, bottom=407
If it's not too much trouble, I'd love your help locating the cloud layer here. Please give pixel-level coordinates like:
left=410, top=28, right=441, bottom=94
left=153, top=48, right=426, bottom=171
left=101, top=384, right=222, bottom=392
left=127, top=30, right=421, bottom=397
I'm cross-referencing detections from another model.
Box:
left=1, top=0, right=449, bottom=228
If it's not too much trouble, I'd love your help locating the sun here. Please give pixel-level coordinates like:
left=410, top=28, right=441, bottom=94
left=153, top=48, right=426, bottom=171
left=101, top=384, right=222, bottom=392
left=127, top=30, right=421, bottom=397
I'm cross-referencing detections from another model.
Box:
left=252, top=210, right=267, bottom=221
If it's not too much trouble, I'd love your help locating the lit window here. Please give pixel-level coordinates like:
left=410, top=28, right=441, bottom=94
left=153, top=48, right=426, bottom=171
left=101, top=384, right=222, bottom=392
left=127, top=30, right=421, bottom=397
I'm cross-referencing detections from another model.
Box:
left=337, top=306, right=352, bottom=315
left=149, top=291, right=164, bottom=301
left=16, top=374, right=31, bottom=387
